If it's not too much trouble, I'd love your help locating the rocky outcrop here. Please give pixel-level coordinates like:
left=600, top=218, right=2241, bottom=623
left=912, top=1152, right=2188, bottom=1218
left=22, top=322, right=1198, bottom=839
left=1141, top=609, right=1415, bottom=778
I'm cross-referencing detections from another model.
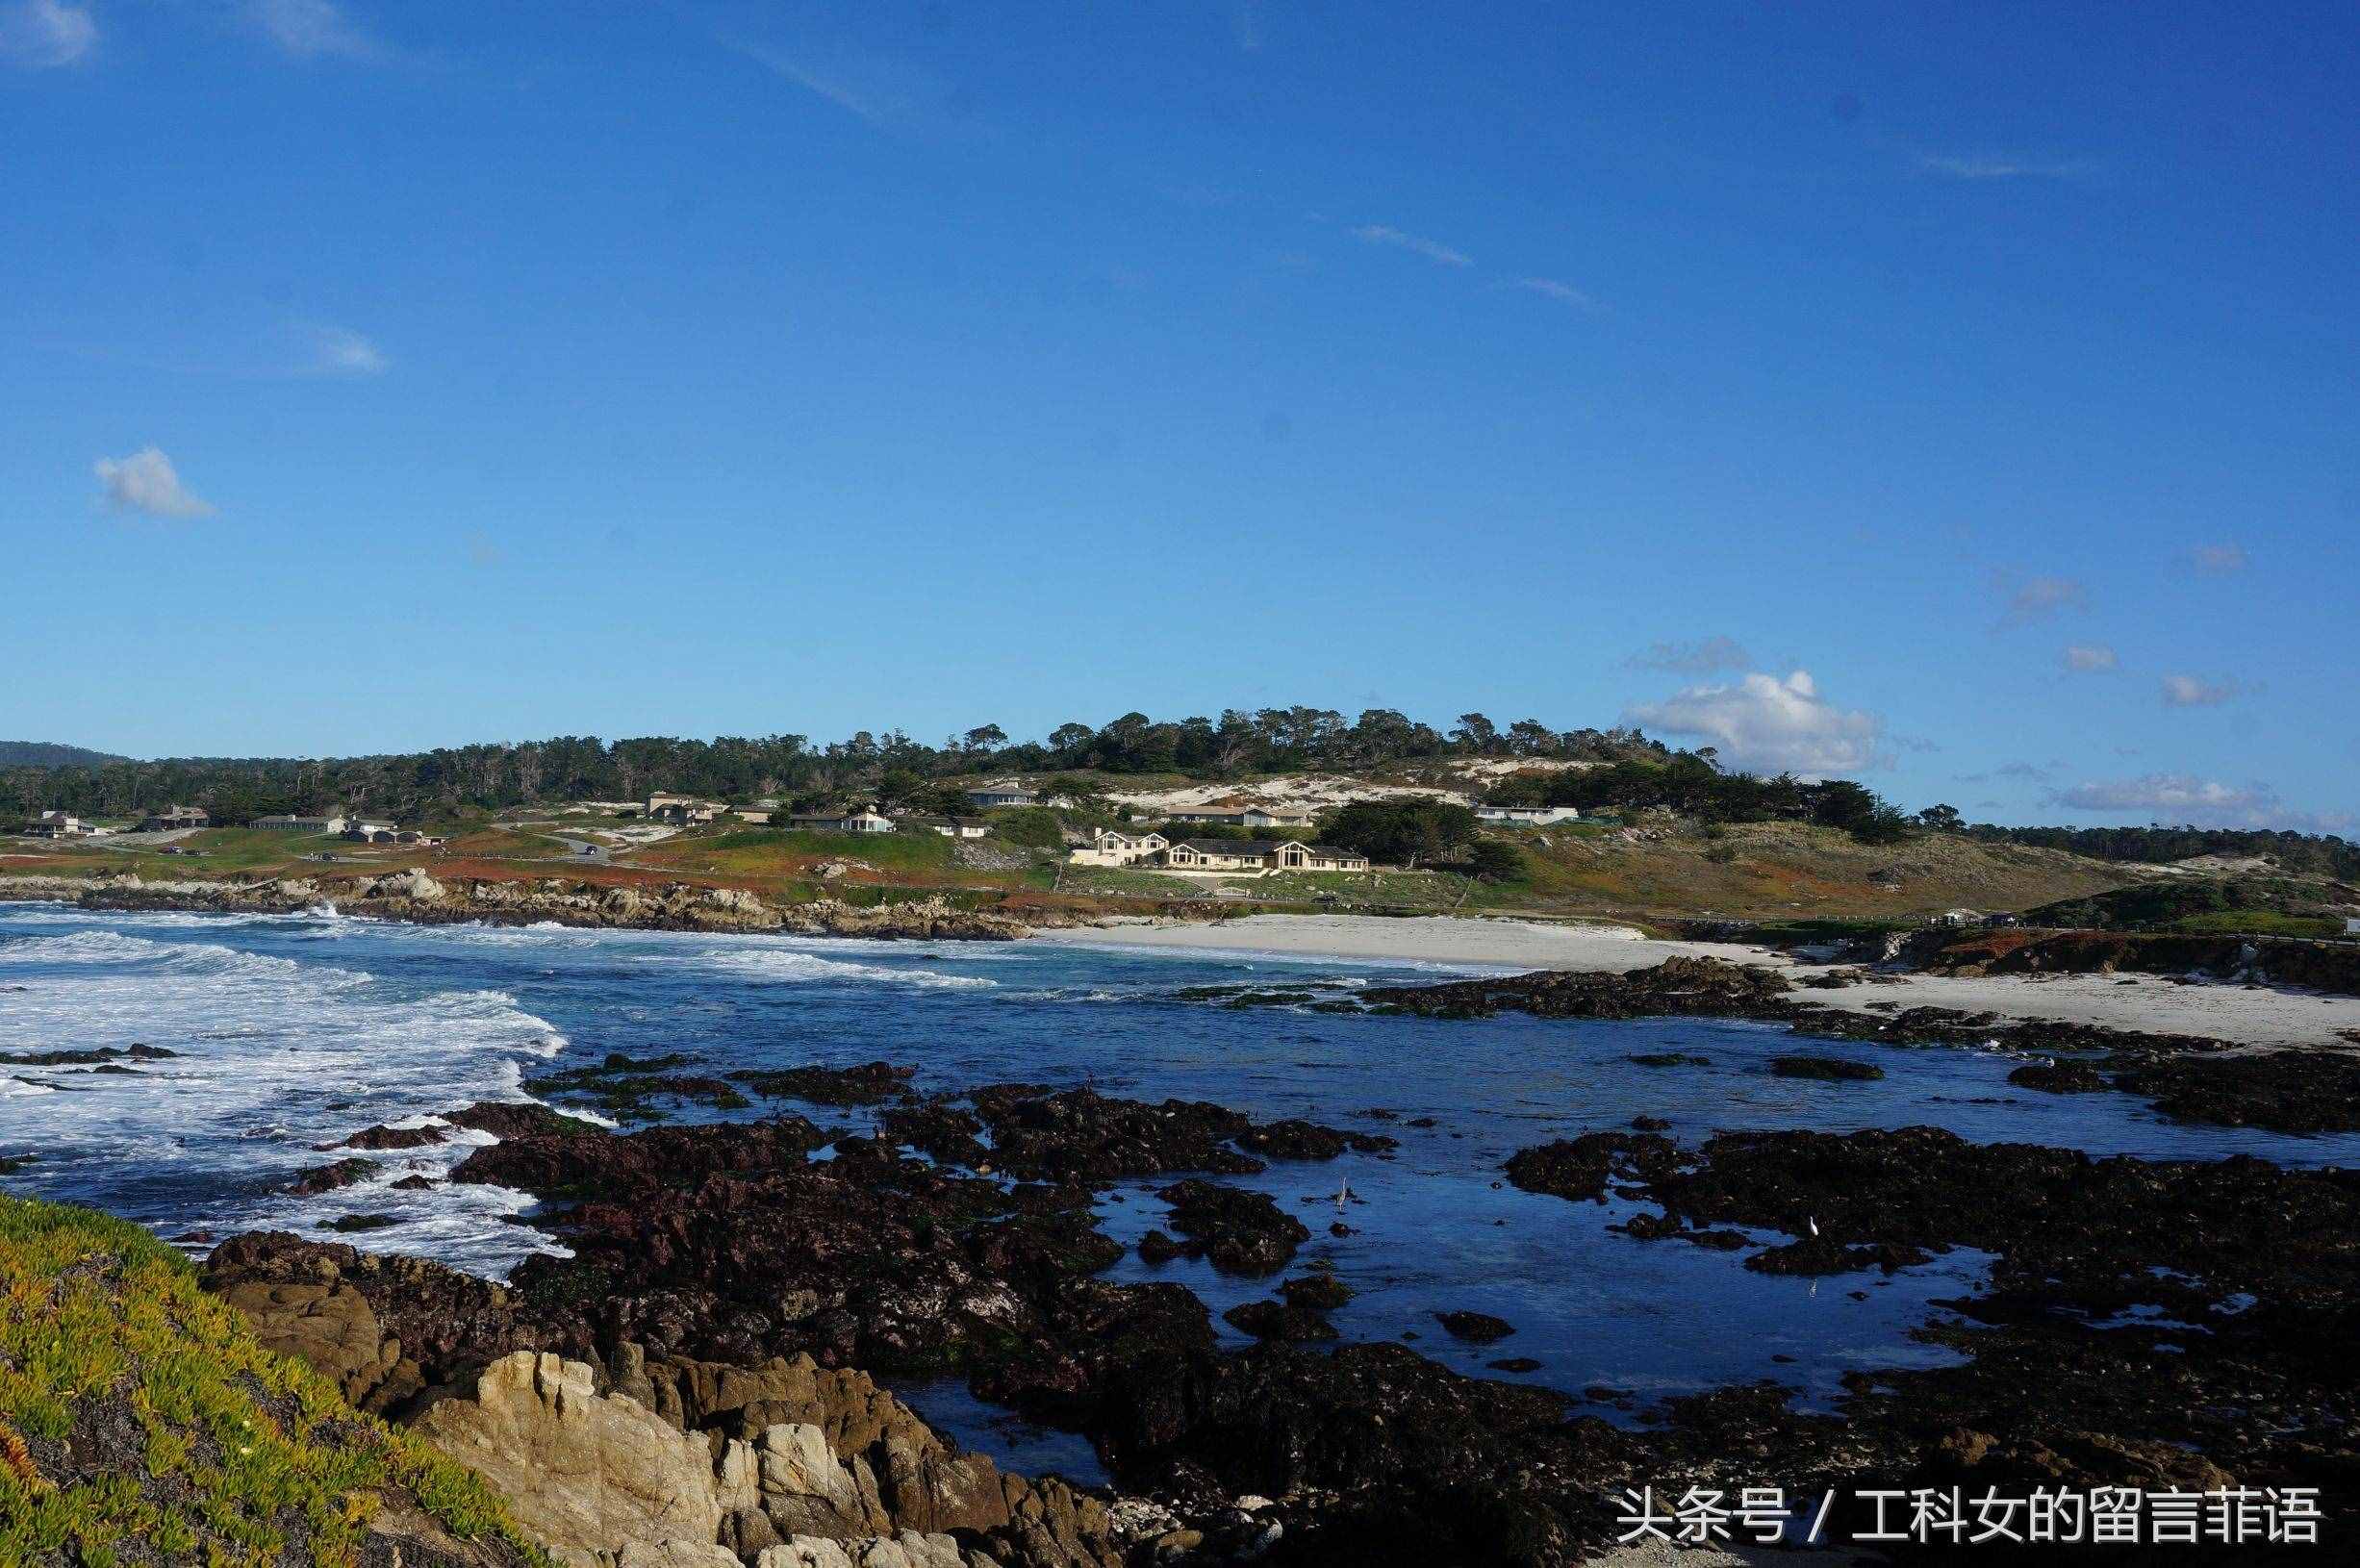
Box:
left=0, top=872, right=1028, bottom=942
left=413, top=1352, right=733, bottom=1568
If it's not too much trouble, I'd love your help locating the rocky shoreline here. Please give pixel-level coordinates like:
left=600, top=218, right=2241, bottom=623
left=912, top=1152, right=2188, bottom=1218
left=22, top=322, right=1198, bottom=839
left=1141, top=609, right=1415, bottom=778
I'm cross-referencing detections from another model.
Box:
left=185, top=1048, right=2360, bottom=1565
left=0, top=871, right=1029, bottom=942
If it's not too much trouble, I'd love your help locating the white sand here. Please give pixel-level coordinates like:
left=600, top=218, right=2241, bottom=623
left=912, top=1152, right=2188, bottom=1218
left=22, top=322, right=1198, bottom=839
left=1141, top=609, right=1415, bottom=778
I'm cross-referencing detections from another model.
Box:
left=1035, top=914, right=2360, bottom=1049
left=1037, top=914, right=1738, bottom=971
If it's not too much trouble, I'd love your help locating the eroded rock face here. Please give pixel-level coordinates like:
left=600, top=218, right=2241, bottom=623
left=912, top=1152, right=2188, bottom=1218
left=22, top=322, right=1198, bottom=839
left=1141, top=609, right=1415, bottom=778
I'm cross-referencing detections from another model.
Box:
left=413, top=1353, right=731, bottom=1568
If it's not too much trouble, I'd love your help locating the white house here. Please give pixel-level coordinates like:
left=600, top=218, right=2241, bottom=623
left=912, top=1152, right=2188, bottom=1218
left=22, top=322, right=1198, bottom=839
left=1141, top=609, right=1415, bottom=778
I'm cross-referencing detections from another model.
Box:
left=1474, top=804, right=1582, bottom=825
left=1155, top=839, right=1371, bottom=873
left=1068, top=827, right=1170, bottom=867
left=788, top=809, right=896, bottom=835
left=1927, top=908, right=1983, bottom=927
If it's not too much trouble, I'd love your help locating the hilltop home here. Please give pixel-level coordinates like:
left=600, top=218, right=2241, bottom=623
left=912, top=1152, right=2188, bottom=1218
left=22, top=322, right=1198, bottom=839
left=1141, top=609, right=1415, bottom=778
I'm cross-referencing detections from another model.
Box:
left=788, top=809, right=896, bottom=835
left=1474, top=804, right=1582, bottom=825
left=254, top=815, right=348, bottom=834
left=1164, top=803, right=1317, bottom=828
left=1067, top=827, right=1170, bottom=867
left=963, top=786, right=1039, bottom=809
left=1155, top=839, right=1371, bottom=873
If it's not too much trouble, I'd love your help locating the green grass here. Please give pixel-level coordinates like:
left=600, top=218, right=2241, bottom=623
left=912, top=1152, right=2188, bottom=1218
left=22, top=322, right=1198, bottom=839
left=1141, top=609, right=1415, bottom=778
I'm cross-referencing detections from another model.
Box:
left=0, top=1195, right=551, bottom=1568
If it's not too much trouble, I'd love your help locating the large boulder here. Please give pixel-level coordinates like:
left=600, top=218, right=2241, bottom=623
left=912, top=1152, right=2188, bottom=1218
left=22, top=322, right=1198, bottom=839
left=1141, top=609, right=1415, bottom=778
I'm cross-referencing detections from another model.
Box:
left=412, top=1352, right=731, bottom=1568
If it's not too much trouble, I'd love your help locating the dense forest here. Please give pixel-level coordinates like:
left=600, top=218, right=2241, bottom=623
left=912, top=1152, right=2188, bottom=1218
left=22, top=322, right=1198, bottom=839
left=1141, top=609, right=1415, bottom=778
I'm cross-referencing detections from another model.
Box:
left=0, top=741, right=130, bottom=769
left=0, top=708, right=1664, bottom=825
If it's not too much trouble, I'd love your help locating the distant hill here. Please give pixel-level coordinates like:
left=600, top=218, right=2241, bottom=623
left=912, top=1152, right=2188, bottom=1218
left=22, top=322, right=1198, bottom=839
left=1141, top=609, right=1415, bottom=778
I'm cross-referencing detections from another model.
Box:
left=0, top=740, right=132, bottom=768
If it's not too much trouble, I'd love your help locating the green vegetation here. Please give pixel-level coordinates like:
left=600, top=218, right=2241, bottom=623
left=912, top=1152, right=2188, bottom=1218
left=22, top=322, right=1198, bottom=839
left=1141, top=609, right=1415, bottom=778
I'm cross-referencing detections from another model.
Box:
left=2023, top=876, right=2358, bottom=935
left=0, top=1194, right=549, bottom=1568
left=1490, top=755, right=1915, bottom=844
left=629, top=826, right=957, bottom=875
left=1322, top=800, right=1480, bottom=867
left=977, top=807, right=1067, bottom=850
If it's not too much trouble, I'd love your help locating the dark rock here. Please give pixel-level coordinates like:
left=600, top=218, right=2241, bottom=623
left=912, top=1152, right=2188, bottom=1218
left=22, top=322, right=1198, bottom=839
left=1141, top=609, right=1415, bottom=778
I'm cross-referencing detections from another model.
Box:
left=1154, top=1180, right=1309, bottom=1277
left=1767, top=1054, right=1883, bottom=1081
left=1434, top=1310, right=1514, bottom=1344
left=1280, top=1273, right=1354, bottom=1311
left=1223, top=1300, right=1339, bottom=1342
left=286, top=1157, right=378, bottom=1196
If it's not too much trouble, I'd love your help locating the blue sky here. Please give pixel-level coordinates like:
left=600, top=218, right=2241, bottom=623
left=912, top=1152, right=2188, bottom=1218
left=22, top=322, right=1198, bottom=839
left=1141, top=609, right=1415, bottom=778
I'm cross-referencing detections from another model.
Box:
left=2, top=2, right=2352, bottom=829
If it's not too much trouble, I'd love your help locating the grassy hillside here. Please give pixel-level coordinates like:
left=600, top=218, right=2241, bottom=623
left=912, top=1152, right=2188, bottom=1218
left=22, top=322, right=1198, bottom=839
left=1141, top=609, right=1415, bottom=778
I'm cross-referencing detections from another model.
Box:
left=0, top=1195, right=548, bottom=1567
left=1469, top=820, right=2143, bottom=923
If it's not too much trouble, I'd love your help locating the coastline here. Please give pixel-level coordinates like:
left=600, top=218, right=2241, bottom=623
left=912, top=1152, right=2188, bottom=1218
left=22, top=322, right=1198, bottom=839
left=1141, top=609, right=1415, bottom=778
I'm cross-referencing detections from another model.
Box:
left=13, top=869, right=2358, bottom=1049
left=1041, top=911, right=2360, bottom=1049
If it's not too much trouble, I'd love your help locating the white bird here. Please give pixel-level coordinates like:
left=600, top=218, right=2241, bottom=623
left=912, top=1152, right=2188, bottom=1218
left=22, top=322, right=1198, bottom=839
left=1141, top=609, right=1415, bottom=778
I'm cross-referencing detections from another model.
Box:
left=1807, top=1215, right=1820, bottom=1237
left=1335, top=1177, right=1352, bottom=1208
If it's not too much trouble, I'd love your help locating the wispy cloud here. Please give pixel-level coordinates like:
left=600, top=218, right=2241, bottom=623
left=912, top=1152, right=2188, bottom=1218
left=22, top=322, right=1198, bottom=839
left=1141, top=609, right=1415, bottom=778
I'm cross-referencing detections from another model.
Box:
left=1626, top=670, right=1885, bottom=778
left=0, top=0, right=93, bottom=66
left=722, top=34, right=935, bottom=128
left=2187, top=542, right=2249, bottom=575
left=304, top=323, right=387, bottom=375
left=1350, top=224, right=1473, bottom=268
left=2160, top=673, right=2243, bottom=709
left=2047, top=773, right=2347, bottom=831
left=1919, top=153, right=2093, bottom=181
left=1992, top=570, right=2089, bottom=627
left=1623, top=635, right=1752, bottom=676
left=249, top=0, right=384, bottom=62
left=2061, top=643, right=2118, bottom=672
left=94, top=447, right=216, bottom=519
left=1517, top=276, right=1597, bottom=310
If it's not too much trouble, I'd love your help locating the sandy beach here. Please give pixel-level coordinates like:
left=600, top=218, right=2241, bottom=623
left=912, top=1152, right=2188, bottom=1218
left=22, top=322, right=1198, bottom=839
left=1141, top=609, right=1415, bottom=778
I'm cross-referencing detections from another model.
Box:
left=1037, top=913, right=2360, bottom=1049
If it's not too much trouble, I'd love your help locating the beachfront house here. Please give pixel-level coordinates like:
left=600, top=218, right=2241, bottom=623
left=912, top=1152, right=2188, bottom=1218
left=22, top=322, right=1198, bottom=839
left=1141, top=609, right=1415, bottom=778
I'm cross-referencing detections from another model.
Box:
left=1927, top=908, right=1983, bottom=927
left=788, top=809, right=897, bottom=835
left=1164, top=802, right=1318, bottom=828
left=1067, top=827, right=1170, bottom=867
left=138, top=805, right=210, bottom=832
left=1155, top=839, right=1371, bottom=874
left=963, top=786, right=1039, bottom=809
left=1473, top=804, right=1582, bottom=825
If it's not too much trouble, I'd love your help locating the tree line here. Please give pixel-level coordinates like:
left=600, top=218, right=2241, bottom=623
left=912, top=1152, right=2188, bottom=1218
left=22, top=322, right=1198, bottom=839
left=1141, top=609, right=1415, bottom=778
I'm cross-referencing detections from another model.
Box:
left=0, top=709, right=1666, bottom=826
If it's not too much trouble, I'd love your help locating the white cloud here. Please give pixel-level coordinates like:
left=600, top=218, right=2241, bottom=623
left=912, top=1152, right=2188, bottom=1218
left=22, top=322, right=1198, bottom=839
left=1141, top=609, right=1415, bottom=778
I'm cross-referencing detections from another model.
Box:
left=1919, top=154, right=2091, bottom=181
left=2062, top=643, right=2118, bottom=672
left=2188, top=542, right=2249, bottom=575
left=1992, top=570, right=2089, bottom=626
left=1518, top=276, right=1597, bottom=309
left=1626, top=670, right=1885, bottom=778
left=2160, top=673, right=2241, bottom=708
left=307, top=323, right=387, bottom=375
left=2044, top=773, right=2350, bottom=830
left=93, top=446, right=216, bottom=519
left=249, top=0, right=381, bottom=62
left=1624, top=636, right=1752, bottom=675
left=0, top=0, right=94, bottom=66
left=722, top=34, right=937, bottom=127
left=1350, top=224, right=1473, bottom=268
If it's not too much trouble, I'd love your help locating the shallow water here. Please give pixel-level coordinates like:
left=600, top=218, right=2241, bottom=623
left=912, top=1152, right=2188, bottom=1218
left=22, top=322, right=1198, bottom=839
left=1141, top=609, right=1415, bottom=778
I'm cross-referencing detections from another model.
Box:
left=5, top=902, right=2351, bottom=1477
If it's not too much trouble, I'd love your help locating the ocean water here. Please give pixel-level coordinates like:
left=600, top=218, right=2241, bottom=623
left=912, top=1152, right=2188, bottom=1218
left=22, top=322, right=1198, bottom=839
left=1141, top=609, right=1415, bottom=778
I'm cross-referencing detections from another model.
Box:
left=5, top=901, right=2352, bottom=1475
